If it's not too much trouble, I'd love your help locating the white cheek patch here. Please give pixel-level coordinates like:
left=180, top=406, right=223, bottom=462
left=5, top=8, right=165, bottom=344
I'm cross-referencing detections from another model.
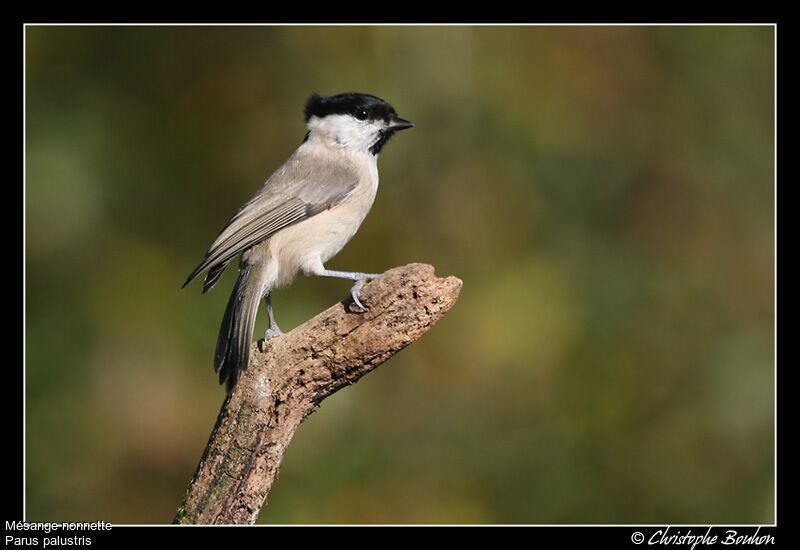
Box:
left=307, top=114, right=384, bottom=151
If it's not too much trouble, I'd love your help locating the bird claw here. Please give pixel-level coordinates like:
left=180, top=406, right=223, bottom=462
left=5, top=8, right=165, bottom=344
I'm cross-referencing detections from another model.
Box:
left=350, top=279, right=368, bottom=310
left=349, top=274, right=381, bottom=310
left=264, top=326, right=284, bottom=341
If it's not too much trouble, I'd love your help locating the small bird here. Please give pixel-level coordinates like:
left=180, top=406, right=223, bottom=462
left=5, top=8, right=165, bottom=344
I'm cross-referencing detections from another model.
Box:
left=183, top=92, right=414, bottom=393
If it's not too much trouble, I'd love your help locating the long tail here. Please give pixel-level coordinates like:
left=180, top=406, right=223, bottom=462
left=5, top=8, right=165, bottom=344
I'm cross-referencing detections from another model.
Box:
left=215, top=262, right=263, bottom=393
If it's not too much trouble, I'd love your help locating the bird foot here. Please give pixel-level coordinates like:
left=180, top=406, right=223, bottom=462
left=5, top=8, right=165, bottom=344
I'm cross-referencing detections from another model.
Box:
left=350, top=274, right=381, bottom=310
left=264, top=325, right=284, bottom=341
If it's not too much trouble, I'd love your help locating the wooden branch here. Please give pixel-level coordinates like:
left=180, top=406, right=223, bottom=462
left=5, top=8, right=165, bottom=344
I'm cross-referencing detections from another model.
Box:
left=173, top=263, right=462, bottom=525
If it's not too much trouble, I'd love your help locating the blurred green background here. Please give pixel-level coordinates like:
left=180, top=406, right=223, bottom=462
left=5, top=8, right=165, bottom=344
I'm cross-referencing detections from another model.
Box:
left=24, top=25, right=774, bottom=524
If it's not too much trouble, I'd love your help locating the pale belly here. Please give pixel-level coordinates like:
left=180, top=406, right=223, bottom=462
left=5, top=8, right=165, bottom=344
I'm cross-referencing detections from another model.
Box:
left=266, top=181, right=377, bottom=288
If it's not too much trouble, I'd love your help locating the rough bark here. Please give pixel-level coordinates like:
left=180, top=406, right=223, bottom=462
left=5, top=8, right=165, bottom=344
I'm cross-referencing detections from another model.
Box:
left=174, top=263, right=462, bottom=525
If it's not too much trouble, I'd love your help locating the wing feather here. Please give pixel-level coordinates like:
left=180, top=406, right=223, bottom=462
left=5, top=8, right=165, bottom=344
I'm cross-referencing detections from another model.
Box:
left=183, top=151, right=359, bottom=291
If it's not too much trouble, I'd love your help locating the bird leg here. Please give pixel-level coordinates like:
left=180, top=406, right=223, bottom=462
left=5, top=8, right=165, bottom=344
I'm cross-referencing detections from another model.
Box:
left=263, top=292, right=284, bottom=341
left=318, top=269, right=382, bottom=310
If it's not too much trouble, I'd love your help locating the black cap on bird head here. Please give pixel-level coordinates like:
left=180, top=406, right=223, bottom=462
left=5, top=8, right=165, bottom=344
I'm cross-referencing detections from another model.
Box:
left=303, top=92, right=413, bottom=154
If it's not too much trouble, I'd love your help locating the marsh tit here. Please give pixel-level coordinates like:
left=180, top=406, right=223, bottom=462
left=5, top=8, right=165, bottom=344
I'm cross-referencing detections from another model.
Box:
left=183, top=92, right=414, bottom=392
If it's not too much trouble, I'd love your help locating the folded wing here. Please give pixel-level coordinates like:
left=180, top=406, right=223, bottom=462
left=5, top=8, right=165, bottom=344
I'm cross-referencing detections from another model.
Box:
left=183, top=151, right=358, bottom=292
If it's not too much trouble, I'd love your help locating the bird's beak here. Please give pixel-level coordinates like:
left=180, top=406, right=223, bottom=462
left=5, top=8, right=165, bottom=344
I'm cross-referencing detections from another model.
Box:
left=389, top=117, right=414, bottom=131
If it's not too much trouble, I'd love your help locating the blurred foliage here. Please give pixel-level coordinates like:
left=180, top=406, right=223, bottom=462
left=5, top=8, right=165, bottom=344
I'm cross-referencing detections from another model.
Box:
left=24, top=25, right=774, bottom=524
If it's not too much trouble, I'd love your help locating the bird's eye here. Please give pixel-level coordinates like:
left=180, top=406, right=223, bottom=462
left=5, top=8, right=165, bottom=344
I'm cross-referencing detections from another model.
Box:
left=355, top=108, right=369, bottom=120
